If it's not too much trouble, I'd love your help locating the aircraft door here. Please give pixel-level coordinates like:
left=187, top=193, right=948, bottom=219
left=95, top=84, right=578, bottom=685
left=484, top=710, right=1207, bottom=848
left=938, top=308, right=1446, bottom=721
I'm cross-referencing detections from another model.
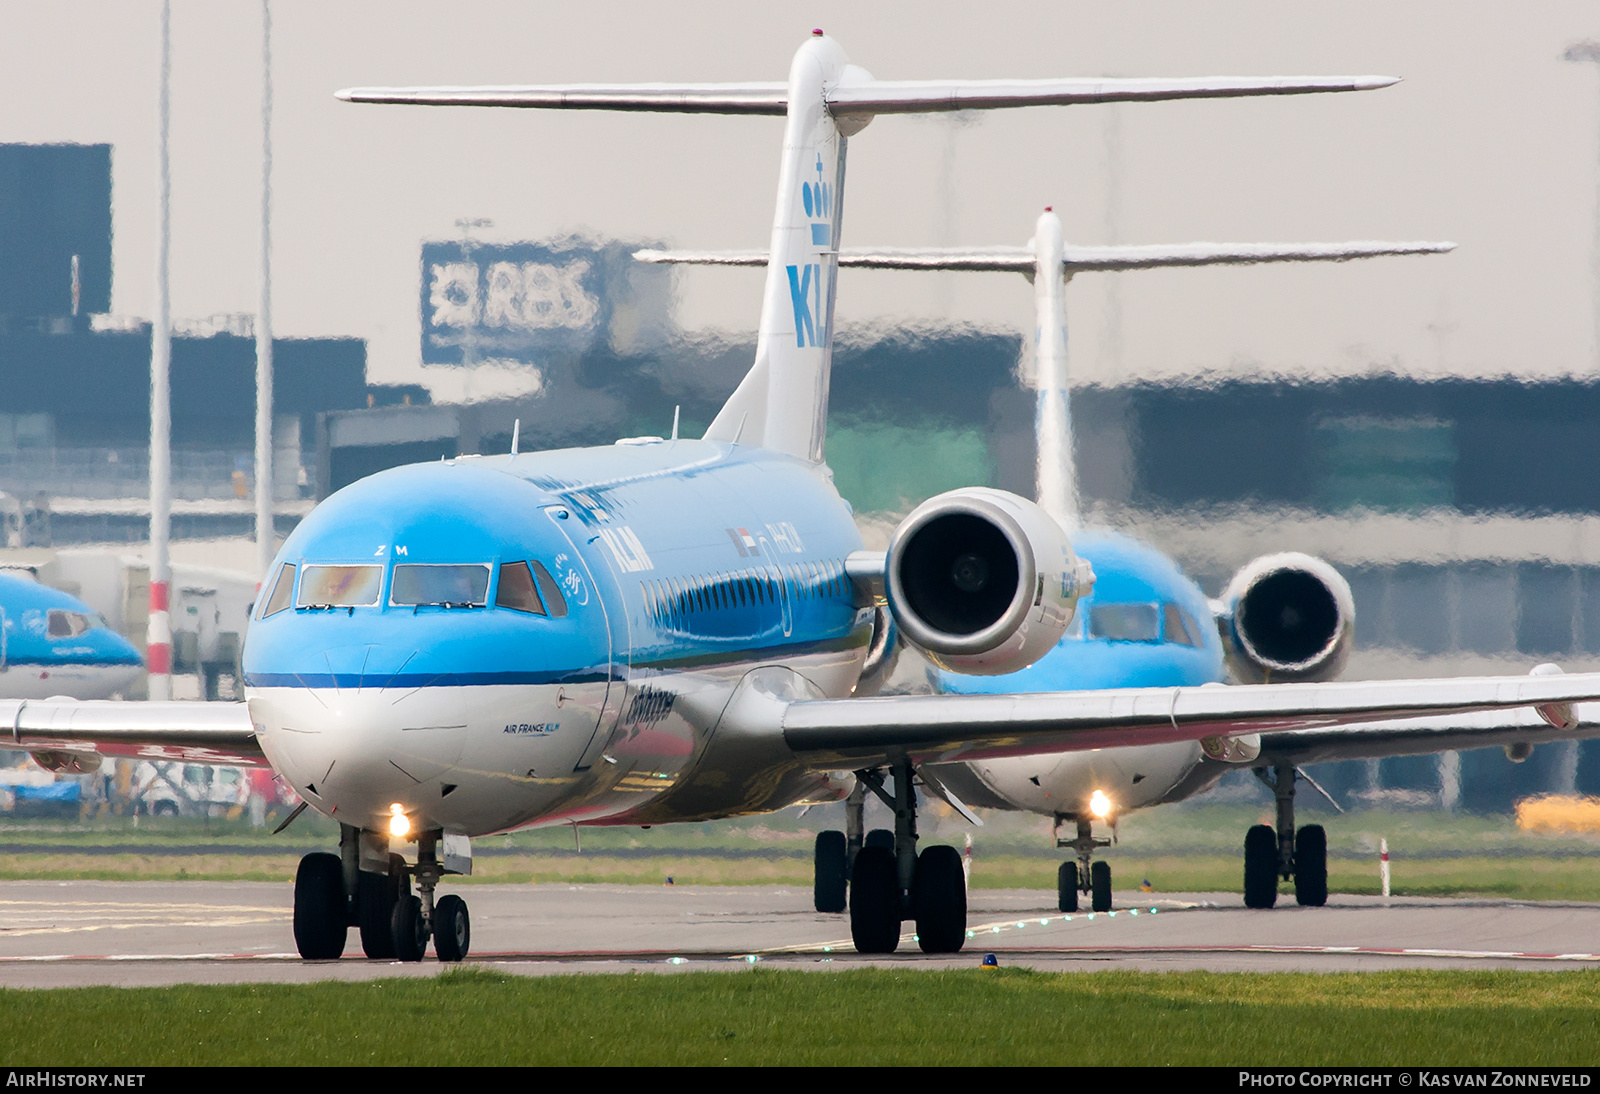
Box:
left=543, top=507, right=628, bottom=772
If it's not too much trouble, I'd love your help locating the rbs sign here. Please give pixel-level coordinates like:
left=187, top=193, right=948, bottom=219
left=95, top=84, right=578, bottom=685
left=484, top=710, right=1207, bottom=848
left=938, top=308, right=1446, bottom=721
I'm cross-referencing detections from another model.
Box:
left=420, top=238, right=667, bottom=366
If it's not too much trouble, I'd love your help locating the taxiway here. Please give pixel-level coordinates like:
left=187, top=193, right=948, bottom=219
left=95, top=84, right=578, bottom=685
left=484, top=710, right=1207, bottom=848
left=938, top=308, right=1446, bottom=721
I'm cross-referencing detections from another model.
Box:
left=1, top=881, right=1597, bottom=987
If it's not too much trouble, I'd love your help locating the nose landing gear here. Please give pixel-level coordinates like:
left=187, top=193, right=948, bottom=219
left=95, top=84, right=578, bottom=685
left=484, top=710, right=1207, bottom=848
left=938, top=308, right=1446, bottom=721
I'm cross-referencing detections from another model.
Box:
left=1053, top=816, right=1114, bottom=913
left=291, top=825, right=472, bottom=962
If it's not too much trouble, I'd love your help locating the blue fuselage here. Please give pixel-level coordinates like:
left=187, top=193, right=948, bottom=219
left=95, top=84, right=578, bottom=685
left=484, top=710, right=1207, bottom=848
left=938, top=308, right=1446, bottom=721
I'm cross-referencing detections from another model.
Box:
left=0, top=574, right=143, bottom=700
left=934, top=529, right=1228, bottom=818
left=243, top=440, right=871, bottom=836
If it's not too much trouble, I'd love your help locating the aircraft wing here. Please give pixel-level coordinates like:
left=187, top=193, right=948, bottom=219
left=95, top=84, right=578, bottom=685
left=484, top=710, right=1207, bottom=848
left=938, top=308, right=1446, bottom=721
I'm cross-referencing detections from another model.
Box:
left=1256, top=704, right=1600, bottom=766
left=778, top=672, right=1600, bottom=770
left=0, top=699, right=265, bottom=767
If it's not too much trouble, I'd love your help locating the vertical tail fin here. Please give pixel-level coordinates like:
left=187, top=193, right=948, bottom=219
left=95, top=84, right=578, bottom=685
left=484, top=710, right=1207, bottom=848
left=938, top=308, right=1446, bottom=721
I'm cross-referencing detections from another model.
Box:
left=341, top=40, right=1409, bottom=466
left=703, top=34, right=854, bottom=462
left=1031, top=210, right=1077, bottom=531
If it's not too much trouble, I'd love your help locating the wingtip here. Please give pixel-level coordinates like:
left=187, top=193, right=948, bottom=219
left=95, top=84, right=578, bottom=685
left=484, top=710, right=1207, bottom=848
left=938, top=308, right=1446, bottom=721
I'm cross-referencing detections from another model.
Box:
left=1358, top=75, right=1403, bottom=90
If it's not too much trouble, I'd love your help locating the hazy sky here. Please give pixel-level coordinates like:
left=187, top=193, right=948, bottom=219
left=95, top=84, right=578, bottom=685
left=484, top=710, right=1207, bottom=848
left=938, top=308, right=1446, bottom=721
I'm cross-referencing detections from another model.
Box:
left=5, top=2, right=1600, bottom=402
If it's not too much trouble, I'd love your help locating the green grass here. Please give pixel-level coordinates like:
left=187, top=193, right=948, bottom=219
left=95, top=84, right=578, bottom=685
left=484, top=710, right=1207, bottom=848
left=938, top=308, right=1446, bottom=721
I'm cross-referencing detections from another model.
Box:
left=6, top=800, right=1600, bottom=898
left=3, top=967, right=1598, bottom=1066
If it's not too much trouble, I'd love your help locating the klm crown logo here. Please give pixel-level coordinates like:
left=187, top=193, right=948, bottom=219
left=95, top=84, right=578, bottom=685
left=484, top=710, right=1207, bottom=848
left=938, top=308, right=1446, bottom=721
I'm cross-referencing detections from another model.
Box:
left=801, top=154, right=833, bottom=218
left=801, top=155, right=833, bottom=248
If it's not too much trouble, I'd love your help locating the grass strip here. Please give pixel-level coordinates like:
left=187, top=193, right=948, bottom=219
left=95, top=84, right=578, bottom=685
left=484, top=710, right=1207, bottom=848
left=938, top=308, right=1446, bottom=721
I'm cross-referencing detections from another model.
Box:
left=7, top=851, right=1600, bottom=902
left=2, top=966, right=1598, bottom=1066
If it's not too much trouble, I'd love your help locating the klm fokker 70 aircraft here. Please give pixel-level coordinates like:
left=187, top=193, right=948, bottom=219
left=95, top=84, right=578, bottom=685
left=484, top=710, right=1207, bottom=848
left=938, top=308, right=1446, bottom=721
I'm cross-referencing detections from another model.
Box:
left=638, top=206, right=1456, bottom=916
left=7, top=33, right=1600, bottom=962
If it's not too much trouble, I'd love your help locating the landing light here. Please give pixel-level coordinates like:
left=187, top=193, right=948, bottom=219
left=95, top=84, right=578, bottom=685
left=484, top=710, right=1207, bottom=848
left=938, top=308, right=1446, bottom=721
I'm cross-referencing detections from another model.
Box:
left=389, top=803, right=411, bottom=839
left=1089, top=789, right=1112, bottom=819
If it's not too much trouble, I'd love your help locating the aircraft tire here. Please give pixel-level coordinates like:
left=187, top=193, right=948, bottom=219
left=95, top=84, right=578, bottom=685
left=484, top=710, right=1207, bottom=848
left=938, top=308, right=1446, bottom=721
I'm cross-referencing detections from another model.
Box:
left=356, top=863, right=401, bottom=959
left=849, top=846, right=901, bottom=954
left=434, top=894, right=470, bottom=962
left=865, top=828, right=895, bottom=851
left=1090, top=860, right=1113, bottom=912
left=913, top=845, right=967, bottom=954
left=1057, top=862, right=1079, bottom=913
left=1244, top=824, right=1279, bottom=909
left=813, top=830, right=848, bottom=913
left=292, top=852, right=347, bottom=960
left=390, top=894, right=428, bottom=962
left=1294, top=824, right=1328, bottom=907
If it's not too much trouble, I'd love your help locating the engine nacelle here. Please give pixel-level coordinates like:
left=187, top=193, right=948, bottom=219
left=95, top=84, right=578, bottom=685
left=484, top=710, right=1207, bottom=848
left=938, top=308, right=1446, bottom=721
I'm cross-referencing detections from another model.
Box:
left=1219, top=552, right=1354, bottom=684
left=885, top=488, right=1091, bottom=676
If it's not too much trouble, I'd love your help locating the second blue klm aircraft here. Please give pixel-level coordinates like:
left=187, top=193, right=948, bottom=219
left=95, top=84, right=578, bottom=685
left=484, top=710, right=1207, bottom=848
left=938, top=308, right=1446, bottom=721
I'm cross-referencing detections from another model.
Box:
left=7, top=34, right=1600, bottom=963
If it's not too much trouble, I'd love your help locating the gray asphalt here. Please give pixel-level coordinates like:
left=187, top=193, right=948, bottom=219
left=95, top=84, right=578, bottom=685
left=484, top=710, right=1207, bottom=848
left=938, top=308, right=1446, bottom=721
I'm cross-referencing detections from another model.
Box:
left=1, top=880, right=1597, bottom=987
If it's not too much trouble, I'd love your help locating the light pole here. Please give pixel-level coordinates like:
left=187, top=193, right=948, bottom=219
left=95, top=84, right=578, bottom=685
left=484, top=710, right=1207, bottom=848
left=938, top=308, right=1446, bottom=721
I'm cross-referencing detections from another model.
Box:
left=255, top=0, right=274, bottom=582
left=148, top=0, right=172, bottom=701
left=1559, top=41, right=1600, bottom=799
left=455, top=217, right=492, bottom=369
left=1565, top=41, right=1600, bottom=371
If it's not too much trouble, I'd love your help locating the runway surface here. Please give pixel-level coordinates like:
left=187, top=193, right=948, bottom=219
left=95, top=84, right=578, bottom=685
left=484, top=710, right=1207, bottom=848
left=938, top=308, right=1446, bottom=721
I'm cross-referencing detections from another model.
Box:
left=1, top=881, right=1597, bottom=987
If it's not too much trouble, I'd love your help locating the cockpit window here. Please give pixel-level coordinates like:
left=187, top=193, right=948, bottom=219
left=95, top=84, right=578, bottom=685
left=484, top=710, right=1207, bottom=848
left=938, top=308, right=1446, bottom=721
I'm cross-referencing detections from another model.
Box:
left=297, top=564, right=382, bottom=608
left=1164, top=602, right=1204, bottom=648
left=391, top=564, right=490, bottom=608
left=47, top=610, right=91, bottom=638
left=531, top=561, right=568, bottom=619
left=494, top=562, right=546, bottom=615
left=261, top=563, right=295, bottom=618
left=1087, top=602, right=1160, bottom=642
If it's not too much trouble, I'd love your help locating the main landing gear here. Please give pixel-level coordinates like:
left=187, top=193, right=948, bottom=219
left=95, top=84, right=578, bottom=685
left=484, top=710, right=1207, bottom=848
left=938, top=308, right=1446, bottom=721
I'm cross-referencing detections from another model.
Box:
left=812, top=762, right=967, bottom=954
left=1053, top=816, right=1114, bottom=913
left=292, top=824, right=471, bottom=962
left=1244, top=762, right=1328, bottom=909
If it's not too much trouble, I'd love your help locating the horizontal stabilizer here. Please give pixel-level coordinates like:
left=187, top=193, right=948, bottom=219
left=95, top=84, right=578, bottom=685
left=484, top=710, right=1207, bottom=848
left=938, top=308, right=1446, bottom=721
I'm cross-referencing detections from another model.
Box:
left=634, top=247, right=1035, bottom=272
left=826, top=75, right=1398, bottom=116
left=1060, top=239, right=1455, bottom=271
left=634, top=241, right=1455, bottom=274
left=337, top=75, right=1396, bottom=118
left=335, top=83, right=789, bottom=114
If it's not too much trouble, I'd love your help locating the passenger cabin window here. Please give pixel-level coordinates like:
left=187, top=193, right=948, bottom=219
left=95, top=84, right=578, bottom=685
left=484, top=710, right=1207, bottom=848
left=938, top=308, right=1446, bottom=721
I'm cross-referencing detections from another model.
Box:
left=261, top=563, right=295, bottom=618
left=1087, top=602, right=1161, bottom=642
left=47, top=610, right=91, bottom=638
left=297, top=564, right=382, bottom=608
left=391, top=563, right=490, bottom=608
left=495, top=562, right=546, bottom=615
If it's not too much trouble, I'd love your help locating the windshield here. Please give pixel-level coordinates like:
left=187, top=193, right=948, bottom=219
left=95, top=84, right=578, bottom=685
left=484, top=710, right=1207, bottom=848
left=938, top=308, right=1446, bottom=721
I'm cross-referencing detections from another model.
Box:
left=297, top=564, right=383, bottom=608
left=47, top=610, right=92, bottom=638
left=1087, top=602, right=1161, bottom=642
left=391, top=564, right=490, bottom=608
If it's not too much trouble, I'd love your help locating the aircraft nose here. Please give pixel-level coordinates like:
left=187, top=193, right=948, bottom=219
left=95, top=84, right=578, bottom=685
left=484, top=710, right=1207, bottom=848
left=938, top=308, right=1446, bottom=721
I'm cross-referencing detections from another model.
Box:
left=249, top=645, right=472, bottom=826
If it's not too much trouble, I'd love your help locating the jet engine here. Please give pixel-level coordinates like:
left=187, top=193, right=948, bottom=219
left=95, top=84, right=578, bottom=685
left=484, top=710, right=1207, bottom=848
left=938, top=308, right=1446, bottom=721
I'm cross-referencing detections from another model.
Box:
left=1218, top=552, right=1354, bottom=684
left=885, top=488, right=1091, bottom=675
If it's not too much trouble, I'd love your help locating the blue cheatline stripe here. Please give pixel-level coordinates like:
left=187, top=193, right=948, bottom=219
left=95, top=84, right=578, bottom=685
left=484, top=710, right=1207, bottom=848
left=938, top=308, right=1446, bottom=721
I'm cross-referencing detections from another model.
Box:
left=244, top=633, right=868, bottom=691
left=243, top=669, right=614, bottom=689
left=6, top=655, right=142, bottom=669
